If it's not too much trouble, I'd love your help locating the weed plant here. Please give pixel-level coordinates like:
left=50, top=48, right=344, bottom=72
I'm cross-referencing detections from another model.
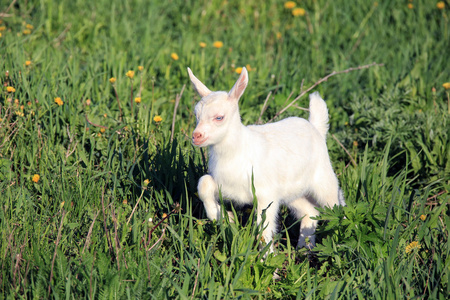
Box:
left=0, top=0, right=449, bottom=298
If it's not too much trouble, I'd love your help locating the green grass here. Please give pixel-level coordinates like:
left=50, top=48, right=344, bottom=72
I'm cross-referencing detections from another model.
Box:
left=1, top=0, right=449, bottom=298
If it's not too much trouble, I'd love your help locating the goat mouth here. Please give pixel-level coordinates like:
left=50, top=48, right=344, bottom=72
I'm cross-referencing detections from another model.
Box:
left=193, top=138, right=208, bottom=146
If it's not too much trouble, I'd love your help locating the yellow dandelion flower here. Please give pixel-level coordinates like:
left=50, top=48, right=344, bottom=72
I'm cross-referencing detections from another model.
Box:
left=443, top=82, right=450, bottom=89
left=437, top=1, right=445, bottom=9
left=284, top=1, right=296, bottom=9
left=138, top=65, right=144, bottom=71
left=134, top=97, right=141, bottom=103
left=23, top=29, right=31, bottom=35
left=32, top=174, right=40, bottom=183
left=103, top=113, right=107, bottom=118
left=162, top=213, right=168, bottom=219
left=213, top=41, right=224, bottom=48
left=0, top=33, right=2, bottom=38
left=405, top=241, right=421, bottom=254
left=292, top=8, right=306, bottom=16
left=153, top=115, right=163, bottom=122
left=25, top=60, right=32, bottom=66
left=246, top=64, right=254, bottom=71
left=126, top=70, right=135, bottom=79
left=86, top=99, right=91, bottom=106
left=54, top=97, right=64, bottom=106
left=235, top=67, right=243, bottom=74
left=20, top=105, right=24, bottom=110
left=276, top=32, right=282, bottom=39
left=0, top=26, right=6, bottom=31
left=353, top=140, right=359, bottom=147
left=143, top=179, right=150, bottom=186
left=15, top=110, right=24, bottom=117
left=408, top=3, right=414, bottom=9
left=420, top=214, right=426, bottom=221
left=100, top=128, right=106, bottom=133
left=6, top=86, right=16, bottom=93
left=199, top=42, right=207, bottom=48
left=109, top=77, right=116, bottom=84
left=171, top=53, right=179, bottom=60
left=26, top=24, right=34, bottom=30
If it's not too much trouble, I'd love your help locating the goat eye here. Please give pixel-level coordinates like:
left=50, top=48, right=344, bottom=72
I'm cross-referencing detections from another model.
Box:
left=215, top=116, right=224, bottom=121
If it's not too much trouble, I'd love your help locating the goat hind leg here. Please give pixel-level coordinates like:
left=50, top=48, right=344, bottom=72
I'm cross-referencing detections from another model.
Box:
left=289, top=197, right=319, bottom=249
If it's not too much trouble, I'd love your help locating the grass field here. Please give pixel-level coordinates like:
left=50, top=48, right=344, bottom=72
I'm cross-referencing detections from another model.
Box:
left=1, top=0, right=449, bottom=298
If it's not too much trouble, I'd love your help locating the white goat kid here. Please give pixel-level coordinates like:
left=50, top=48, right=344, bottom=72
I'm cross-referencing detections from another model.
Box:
left=188, top=67, right=345, bottom=249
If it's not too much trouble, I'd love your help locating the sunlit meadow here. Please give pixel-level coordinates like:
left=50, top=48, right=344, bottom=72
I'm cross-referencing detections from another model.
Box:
left=0, top=0, right=449, bottom=298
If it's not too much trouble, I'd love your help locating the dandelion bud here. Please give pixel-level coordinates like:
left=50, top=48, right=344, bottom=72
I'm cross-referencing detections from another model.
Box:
left=126, top=71, right=135, bottom=79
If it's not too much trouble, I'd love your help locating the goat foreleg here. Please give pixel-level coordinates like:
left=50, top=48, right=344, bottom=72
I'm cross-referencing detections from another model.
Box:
left=198, top=175, right=234, bottom=221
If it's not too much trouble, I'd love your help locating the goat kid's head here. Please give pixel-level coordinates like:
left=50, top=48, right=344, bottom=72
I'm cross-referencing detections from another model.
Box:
left=188, top=67, right=248, bottom=147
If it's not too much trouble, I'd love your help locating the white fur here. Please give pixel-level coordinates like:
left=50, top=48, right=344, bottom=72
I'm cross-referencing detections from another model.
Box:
left=188, top=67, right=345, bottom=250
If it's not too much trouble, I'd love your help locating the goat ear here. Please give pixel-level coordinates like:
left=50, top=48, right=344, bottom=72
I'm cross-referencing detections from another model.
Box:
left=228, top=67, right=248, bottom=101
left=187, top=67, right=212, bottom=98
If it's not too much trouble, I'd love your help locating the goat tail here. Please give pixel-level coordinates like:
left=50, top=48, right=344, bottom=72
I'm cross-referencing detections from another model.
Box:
left=308, top=92, right=329, bottom=139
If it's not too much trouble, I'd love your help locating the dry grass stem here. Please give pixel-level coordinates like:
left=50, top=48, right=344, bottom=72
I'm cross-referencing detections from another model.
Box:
left=82, top=210, right=99, bottom=254
left=110, top=205, right=121, bottom=271
left=171, top=84, right=185, bottom=142
left=190, top=259, right=201, bottom=299
left=257, top=91, right=272, bottom=124
left=332, top=134, right=357, bottom=167
left=100, top=186, right=114, bottom=259
left=85, top=113, right=108, bottom=129
left=48, top=210, right=66, bottom=295
left=268, top=62, right=384, bottom=123
left=127, top=189, right=145, bottom=225
left=147, top=226, right=167, bottom=252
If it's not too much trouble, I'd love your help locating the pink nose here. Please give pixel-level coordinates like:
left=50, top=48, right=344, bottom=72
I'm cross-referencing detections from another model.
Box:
left=192, top=131, right=203, bottom=142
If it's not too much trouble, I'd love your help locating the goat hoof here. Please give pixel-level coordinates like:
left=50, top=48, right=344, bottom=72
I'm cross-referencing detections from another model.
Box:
left=272, top=268, right=281, bottom=280
left=226, top=211, right=235, bottom=223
